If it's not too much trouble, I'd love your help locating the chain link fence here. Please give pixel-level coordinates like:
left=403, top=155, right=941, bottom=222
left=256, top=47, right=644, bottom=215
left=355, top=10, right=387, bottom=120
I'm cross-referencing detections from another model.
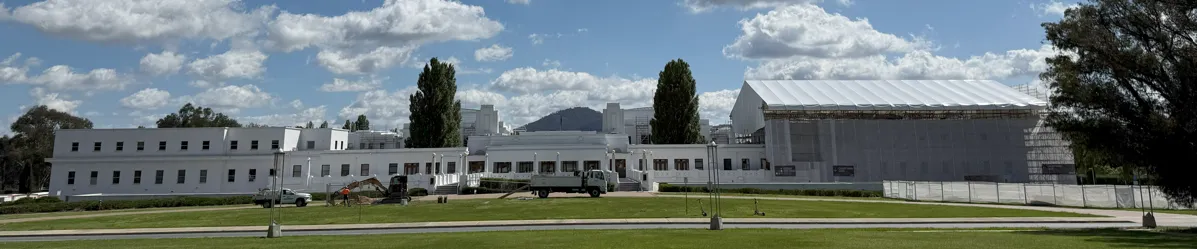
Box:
left=883, top=180, right=1193, bottom=210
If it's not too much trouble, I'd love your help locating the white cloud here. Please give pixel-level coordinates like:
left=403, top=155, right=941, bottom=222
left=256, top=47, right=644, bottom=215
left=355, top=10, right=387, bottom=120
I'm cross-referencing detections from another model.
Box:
left=682, top=0, right=850, bottom=13
left=1031, top=1, right=1078, bottom=17
left=139, top=51, right=186, bottom=76
left=745, top=44, right=1060, bottom=80
left=0, top=0, right=275, bottom=44
left=188, top=80, right=225, bottom=88
left=528, top=33, right=561, bottom=45
left=316, top=46, right=415, bottom=75
left=28, top=87, right=81, bottom=114
left=474, top=44, right=514, bottom=62
left=178, top=84, right=273, bottom=111
left=240, top=106, right=327, bottom=128
left=289, top=99, right=304, bottom=109
left=724, top=4, right=928, bottom=59
left=0, top=53, right=30, bottom=83
left=338, top=86, right=419, bottom=127
left=186, top=49, right=268, bottom=82
left=542, top=59, right=562, bottom=68
left=699, top=89, right=739, bottom=123
left=28, top=65, right=133, bottom=92
left=120, top=88, right=171, bottom=110
left=506, top=0, right=531, bottom=4
left=410, top=56, right=490, bottom=74
left=320, top=77, right=383, bottom=92
left=485, top=68, right=657, bottom=125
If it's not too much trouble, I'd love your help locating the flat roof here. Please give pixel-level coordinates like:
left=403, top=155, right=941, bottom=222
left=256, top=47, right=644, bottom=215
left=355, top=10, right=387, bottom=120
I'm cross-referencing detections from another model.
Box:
left=745, top=80, right=1047, bottom=111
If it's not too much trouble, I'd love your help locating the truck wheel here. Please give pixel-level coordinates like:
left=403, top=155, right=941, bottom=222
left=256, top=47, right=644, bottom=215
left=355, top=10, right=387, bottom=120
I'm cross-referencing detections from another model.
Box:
left=296, top=199, right=307, bottom=207
left=537, top=190, right=549, bottom=198
left=588, top=189, right=601, bottom=198
left=264, top=202, right=273, bottom=208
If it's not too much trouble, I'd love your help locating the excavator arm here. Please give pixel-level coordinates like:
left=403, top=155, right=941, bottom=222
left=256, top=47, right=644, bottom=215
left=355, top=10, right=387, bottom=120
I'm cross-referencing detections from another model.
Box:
left=332, top=177, right=391, bottom=199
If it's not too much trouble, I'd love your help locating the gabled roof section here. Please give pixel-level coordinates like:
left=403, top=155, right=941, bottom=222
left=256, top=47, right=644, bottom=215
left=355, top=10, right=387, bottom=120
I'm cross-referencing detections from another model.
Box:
left=744, top=80, right=1047, bottom=111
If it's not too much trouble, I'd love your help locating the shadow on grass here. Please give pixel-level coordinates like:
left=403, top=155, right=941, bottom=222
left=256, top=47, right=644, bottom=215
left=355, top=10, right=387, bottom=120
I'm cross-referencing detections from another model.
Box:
left=1016, top=228, right=1197, bottom=249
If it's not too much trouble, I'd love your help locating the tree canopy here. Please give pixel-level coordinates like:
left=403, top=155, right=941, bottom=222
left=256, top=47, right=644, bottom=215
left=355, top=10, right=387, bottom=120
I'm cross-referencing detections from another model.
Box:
left=155, top=103, right=241, bottom=128
left=355, top=115, right=370, bottom=131
left=405, top=57, right=463, bottom=148
left=1, top=106, right=92, bottom=192
left=319, top=121, right=329, bottom=128
left=1041, top=0, right=1197, bottom=205
left=650, top=59, right=703, bottom=144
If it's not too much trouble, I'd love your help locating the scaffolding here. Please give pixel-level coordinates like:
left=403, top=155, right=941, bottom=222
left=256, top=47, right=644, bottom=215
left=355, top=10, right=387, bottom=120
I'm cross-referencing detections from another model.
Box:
left=635, top=116, right=651, bottom=144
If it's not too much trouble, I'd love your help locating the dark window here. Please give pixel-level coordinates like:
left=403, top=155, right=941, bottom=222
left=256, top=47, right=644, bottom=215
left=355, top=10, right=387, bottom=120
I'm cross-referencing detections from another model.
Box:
left=133, top=170, right=142, bottom=184
left=469, top=161, right=484, bottom=173
left=562, top=161, right=578, bottom=172
left=112, top=171, right=120, bottom=184
left=341, top=164, right=350, bottom=176
left=93, top=142, right=101, bottom=152
left=638, top=159, right=644, bottom=171
left=723, top=158, right=733, bottom=170
left=137, top=141, right=145, bottom=151
left=404, top=163, right=419, bottom=175
left=742, top=158, right=750, bottom=170
left=447, top=162, right=457, bottom=174
left=181, top=141, right=189, bottom=150
left=584, top=160, right=601, bottom=171
left=654, top=159, right=669, bottom=171
left=154, top=170, right=164, bottom=184
left=200, top=170, right=208, bottom=183
left=230, top=140, right=239, bottom=150
left=271, top=140, right=279, bottom=149
left=202, top=141, right=210, bottom=150
left=293, top=165, right=302, bottom=177
left=389, top=163, right=399, bottom=175
left=360, top=164, right=370, bottom=176
left=177, top=170, right=186, bottom=184
left=516, top=161, right=533, bottom=173
left=538, top=161, right=555, bottom=174
left=71, top=142, right=79, bottom=152
left=493, top=162, right=512, bottom=173
left=89, top=171, right=98, bottom=185
left=269, top=168, right=276, bottom=177
left=359, top=143, right=365, bottom=149
left=675, top=159, right=690, bottom=171
left=251, top=140, right=259, bottom=150
left=248, top=169, right=257, bottom=182
left=761, top=159, right=770, bottom=170
left=367, top=143, right=374, bottom=149
left=321, top=165, right=331, bottom=177
left=158, top=141, right=166, bottom=151
left=425, top=163, right=432, bottom=174
left=227, top=169, right=236, bottom=182
left=306, top=141, right=315, bottom=149
left=67, top=171, right=76, bottom=184
left=116, top=142, right=124, bottom=151
left=695, top=159, right=704, bottom=170
left=435, top=162, right=441, bottom=174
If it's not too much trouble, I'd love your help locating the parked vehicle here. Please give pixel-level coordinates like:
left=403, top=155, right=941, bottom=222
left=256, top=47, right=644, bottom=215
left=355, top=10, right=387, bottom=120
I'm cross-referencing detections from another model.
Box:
left=530, top=170, right=608, bottom=198
left=253, top=188, right=312, bottom=208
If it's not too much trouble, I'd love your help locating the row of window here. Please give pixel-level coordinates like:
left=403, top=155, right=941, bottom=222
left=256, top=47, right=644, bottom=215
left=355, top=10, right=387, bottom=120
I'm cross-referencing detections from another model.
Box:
left=639, top=158, right=771, bottom=171
left=71, top=140, right=281, bottom=152
left=66, top=168, right=271, bottom=185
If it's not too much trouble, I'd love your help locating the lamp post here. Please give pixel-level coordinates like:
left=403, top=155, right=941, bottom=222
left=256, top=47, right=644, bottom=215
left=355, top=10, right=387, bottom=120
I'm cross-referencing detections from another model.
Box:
left=268, top=151, right=285, bottom=237
left=556, top=152, right=561, bottom=174
left=305, top=157, right=312, bottom=188
left=533, top=152, right=538, bottom=175
left=706, top=141, right=722, bottom=230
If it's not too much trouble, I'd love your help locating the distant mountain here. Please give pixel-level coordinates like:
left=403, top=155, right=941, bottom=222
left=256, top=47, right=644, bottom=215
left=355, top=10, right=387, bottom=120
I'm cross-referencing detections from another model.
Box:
left=519, top=107, right=603, bottom=132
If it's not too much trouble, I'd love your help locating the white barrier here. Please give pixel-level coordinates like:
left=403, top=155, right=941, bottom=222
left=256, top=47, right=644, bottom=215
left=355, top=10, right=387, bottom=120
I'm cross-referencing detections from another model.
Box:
left=884, top=180, right=1192, bottom=209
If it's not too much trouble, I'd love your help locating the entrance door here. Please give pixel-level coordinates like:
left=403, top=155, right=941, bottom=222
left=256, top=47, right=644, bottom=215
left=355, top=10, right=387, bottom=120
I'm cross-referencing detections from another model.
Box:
left=615, top=159, right=627, bottom=178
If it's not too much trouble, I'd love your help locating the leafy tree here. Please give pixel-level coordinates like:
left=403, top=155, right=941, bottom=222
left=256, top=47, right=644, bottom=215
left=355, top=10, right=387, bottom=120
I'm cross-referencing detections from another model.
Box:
left=650, top=59, right=703, bottom=144
left=319, top=121, right=329, bottom=128
left=305, top=121, right=314, bottom=129
left=4, top=106, right=92, bottom=193
left=342, top=119, right=353, bottom=131
left=405, top=57, right=462, bottom=148
left=245, top=123, right=269, bottom=128
left=1041, top=0, right=1197, bottom=205
left=355, top=115, right=370, bottom=131
left=155, top=103, right=241, bottom=128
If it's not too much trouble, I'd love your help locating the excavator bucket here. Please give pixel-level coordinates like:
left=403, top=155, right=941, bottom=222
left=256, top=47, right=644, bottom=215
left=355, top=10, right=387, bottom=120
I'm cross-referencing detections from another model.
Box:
left=497, top=185, right=531, bottom=199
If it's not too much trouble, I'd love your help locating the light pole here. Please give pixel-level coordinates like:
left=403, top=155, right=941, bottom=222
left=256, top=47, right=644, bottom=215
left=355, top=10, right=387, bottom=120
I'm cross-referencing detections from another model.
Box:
left=305, top=157, right=312, bottom=188
left=268, top=151, right=285, bottom=238
left=556, top=152, right=561, bottom=174
left=533, top=152, right=538, bottom=175
left=706, top=141, right=722, bottom=230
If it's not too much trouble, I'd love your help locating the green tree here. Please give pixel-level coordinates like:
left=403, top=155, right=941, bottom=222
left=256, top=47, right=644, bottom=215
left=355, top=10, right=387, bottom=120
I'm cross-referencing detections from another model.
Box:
left=305, top=121, right=314, bottom=129
left=355, top=115, right=370, bottom=131
left=319, top=121, right=329, bottom=128
left=342, top=119, right=353, bottom=131
left=650, top=59, right=703, bottom=144
left=5, top=106, right=92, bottom=193
left=155, top=103, right=241, bottom=128
left=1041, top=0, right=1196, bottom=205
left=405, top=57, right=462, bottom=148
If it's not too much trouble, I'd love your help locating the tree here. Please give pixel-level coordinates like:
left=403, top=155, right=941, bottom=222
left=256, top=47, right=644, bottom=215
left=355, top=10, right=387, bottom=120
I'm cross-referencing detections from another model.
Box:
left=406, top=57, right=462, bottom=148
left=5, top=106, right=92, bottom=193
left=355, top=115, right=370, bottom=131
left=155, top=103, right=241, bottom=128
left=305, top=121, right=314, bottom=129
left=650, top=59, right=703, bottom=144
left=1041, top=0, right=1197, bottom=206
left=319, top=121, right=329, bottom=128
left=342, top=119, right=353, bottom=131
left=245, top=123, right=269, bottom=128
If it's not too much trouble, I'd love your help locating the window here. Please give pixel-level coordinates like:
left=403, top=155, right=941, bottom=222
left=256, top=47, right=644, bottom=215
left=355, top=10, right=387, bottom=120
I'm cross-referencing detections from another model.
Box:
left=158, top=141, right=166, bottom=151
left=67, top=171, right=76, bottom=184
left=251, top=140, right=259, bottom=150
left=404, top=163, right=419, bottom=175
left=434, top=162, right=441, bottom=174
left=93, top=142, right=102, bottom=152
left=116, top=142, right=124, bottom=151
left=321, top=165, right=331, bottom=177
left=230, top=140, right=239, bottom=150
left=71, top=142, right=79, bottom=152
left=379, top=143, right=386, bottom=149
left=538, top=161, right=555, bottom=174
left=741, top=158, right=750, bottom=170
left=227, top=169, right=236, bottom=182
left=202, top=141, right=210, bottom=150
left=388, top=163, right=399, bottom=175
left=469, top=161, right=484, bottom=173
left=493, top=162, right=512, bottom=173
left=112, top=171, right=120, bottom=184
left=200, top=170, right=208, bottom=183
left=367, top=143, right=374, bottom=149
left=359, top=143, right=365, bottom=149
left=562, top=161, right=579, bottom=172
left=425, top=163, right=432, bottom=174
left=360, top=164, right=370, bottom=176
left=674, top=159, right=689, bottom=171
left=341, top=164, right=350, bottom=176
left=181, top=141, right=189, bottom=150
left=447, top=162, right=457, bottom=174
left=761, top=159, right=771, bottom=170
left=307, top=141, right=315, bottom=149
left=584, top=160, right=601, bottom=171
left=133, top=170, right=142, bottom=184
left=293, top=165, right=302, bottom=177
left=653, top=159, right=668, bottom=171
left=638, top=159, right=644, bottom=171
left=248, top=169, right=257, bottom=182
left=177, top=170, right=186, bottom=184
left=90, top=171, right=98, bottom=185
left=695, top=159, right=704, bottom=170
left=269, top=168, right=276, bottom=177
left=723, top=158, right=733, bottom=170
left=137, top=141, right=145, bottom=151
left=154, top=170, right=164, bottom=184
left=271, top=140, right=279, bottom=149
left=517, top=161, right=534, bottom=173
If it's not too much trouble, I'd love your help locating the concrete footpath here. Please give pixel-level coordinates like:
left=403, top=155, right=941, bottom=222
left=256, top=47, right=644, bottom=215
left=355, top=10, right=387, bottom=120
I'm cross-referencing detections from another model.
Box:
left=0, top=217, right=1133, bottom=237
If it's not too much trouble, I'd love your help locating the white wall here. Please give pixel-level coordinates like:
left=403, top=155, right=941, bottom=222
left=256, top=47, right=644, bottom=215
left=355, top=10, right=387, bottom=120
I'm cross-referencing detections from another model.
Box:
left=54, top=128, right=233, bottom=159
left=731, top=82, right=766, bottom=138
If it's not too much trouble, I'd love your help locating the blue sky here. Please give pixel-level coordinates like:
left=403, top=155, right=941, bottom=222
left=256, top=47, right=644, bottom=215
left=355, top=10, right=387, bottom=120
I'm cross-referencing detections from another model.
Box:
left=0, top=0, right=1077, bottom=133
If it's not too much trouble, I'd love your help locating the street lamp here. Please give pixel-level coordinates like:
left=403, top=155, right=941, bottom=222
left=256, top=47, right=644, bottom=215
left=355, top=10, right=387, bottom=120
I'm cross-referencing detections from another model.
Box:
left=556, top=152, right=561, bottom=174
left=533, top=152, right=538, bottom=175
left=268, top=151, right=285, bottom=238
left=305, top=157, right=312, bottom=189
left=706, top=141, right=722, bottom=230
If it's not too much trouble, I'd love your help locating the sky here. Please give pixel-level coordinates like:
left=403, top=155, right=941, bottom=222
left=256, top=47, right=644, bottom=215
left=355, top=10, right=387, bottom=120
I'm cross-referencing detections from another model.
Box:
left=0, top=0, right=1079, bottom=134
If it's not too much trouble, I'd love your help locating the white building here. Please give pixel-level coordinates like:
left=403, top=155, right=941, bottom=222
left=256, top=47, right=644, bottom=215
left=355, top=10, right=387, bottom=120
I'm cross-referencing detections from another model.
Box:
left=601, top=103, right=711, bottom=144
left=46, top=79, right=1076, bottom=198
left=402, top=104, right=508, bottom=144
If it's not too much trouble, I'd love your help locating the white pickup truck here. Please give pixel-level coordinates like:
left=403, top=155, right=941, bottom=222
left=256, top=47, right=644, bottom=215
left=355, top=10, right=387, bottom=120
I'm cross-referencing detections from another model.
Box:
left=530, top=170, right=608, bottom=198
left=252, top=188, right=312, bottom=208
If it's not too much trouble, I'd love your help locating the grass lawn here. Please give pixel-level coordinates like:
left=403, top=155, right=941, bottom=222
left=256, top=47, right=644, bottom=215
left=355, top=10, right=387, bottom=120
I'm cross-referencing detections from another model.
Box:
left=3, top=228, right=1194, bottom=249
left=0, top=197, right=1095, bottom=231
left=655, top=192, right=884, bottom=200
left=1155, top=209, right=1197, bottom=216
left=0, top=205, right=254, bottom=220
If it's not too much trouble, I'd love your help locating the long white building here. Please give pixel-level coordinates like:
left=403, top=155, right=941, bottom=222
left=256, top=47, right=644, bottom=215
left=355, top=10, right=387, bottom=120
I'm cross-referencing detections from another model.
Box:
left=46, top=80, right=1077, bottom=198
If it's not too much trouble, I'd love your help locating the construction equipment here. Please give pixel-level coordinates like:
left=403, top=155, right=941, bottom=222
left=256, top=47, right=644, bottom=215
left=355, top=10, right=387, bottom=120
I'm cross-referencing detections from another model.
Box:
left=332, top=176, right=413, bottom=205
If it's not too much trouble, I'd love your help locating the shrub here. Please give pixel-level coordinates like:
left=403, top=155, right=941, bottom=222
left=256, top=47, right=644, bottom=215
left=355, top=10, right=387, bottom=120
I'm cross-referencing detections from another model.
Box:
left=657, top=184, right=882, bottom=198
left=0, top=196, right=254, bottom=215
left=408, top=188, right=428, bottom=196
left=0, top=196, right=63, bottom=206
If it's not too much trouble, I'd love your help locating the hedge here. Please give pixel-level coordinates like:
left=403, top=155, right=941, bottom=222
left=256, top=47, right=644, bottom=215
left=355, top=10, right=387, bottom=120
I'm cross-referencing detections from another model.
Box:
left=310, top=190, right=387, bottom=201
left=658, top=184, right=882, bottom=198
left=0, top=196, right=254, bottom=215
left=0, top=196, right=63, bottom=206
left=408, top=188, right=428, bottom=196
left=461, top=180, right=617, bottom=195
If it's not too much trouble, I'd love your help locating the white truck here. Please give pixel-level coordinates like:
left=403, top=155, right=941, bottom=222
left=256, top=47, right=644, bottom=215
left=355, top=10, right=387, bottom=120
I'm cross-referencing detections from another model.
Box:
left=252, top=188, right=312, bottom=208
left=530, top=170, right=608, bottom=198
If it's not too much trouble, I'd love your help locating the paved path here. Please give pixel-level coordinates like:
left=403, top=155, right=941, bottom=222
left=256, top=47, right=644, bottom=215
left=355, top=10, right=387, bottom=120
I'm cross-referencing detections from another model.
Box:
left=0, top=206, right=259, bottom=224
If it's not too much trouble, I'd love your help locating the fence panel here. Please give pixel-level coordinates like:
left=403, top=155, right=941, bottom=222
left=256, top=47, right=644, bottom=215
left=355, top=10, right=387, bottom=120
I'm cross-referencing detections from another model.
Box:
left=881, top=181, right=1191, bottom=210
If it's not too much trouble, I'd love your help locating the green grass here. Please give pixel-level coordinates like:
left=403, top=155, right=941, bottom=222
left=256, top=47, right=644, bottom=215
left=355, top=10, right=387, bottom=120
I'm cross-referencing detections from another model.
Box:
left=0, top=197, right=1095, bottom=231
left=3, top=228, right=1194, bottom=249
left=1155, top=209, right=1197, bottom=216
left=655, top=192, right=885, bottom=200
left=0, top=205, right=253, bottom=220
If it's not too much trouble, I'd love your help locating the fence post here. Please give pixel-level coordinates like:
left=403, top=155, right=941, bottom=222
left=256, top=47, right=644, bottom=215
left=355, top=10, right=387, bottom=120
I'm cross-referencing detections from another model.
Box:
left=995, top=182, right=1001, bottom=204
left=939, top=181, right=945, bottom=202
left=1081, top=184, right=1088, bottom=208
left=1052, top=183, right=1058, bottom=206
left=912, top=182, right=918, bottom=201
left=1023, top=183, right=1029, bottom=205
left=967, top=181, right=973, bottom=203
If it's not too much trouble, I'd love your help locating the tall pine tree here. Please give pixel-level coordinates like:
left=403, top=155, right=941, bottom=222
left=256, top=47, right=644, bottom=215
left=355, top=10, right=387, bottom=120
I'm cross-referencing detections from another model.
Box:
left=355, top=115, right=370, bottom=131
left=650, top=59, right=703, bottom=144
left=342, top=119, right=353, bottom=131
left=406, top=58, right=462, bottom=148
left=319, top=121, right=329, bottom=128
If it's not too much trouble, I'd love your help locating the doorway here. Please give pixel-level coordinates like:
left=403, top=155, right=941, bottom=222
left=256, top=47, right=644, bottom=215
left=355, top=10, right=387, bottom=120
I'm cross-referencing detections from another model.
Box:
left=615, top=159, right=627, bottom=178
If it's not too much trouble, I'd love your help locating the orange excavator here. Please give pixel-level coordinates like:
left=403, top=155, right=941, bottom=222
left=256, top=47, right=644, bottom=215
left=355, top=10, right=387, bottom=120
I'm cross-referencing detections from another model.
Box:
left=332, top=176, right=412, bottom=205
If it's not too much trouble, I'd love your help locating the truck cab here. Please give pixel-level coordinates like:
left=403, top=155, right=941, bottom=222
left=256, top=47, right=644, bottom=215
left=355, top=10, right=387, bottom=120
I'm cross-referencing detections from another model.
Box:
left=530, top=170, right=609, bottom=198
left=253, top=188, right=312, bottom=208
